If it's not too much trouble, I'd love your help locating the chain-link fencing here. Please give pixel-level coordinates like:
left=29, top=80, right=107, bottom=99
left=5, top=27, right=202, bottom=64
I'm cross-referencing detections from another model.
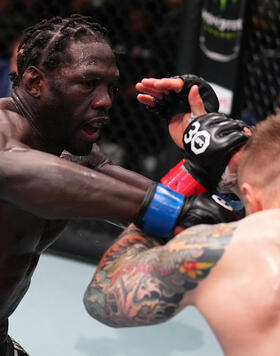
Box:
left=0, top=0, right=279, bottom=261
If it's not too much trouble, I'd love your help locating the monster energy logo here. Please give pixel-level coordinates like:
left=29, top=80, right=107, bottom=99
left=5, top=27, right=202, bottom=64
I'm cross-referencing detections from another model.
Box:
left=202, top=10, right=243, bottom=31
left=214, top=0, right=238, bottom=11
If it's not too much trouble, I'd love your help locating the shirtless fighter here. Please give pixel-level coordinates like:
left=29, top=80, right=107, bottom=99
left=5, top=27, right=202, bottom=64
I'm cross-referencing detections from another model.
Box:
left=0, top=14, right=248, bottom=355
left=84, top=111, right=280, bottom=354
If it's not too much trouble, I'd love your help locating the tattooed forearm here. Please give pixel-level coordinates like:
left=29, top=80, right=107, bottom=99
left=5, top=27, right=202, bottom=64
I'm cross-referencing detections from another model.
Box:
left=84, top=222, right=237, bottom=327
left=84, top=224, right=163, bottom=326
left=95, top=224, right=163, bottom=273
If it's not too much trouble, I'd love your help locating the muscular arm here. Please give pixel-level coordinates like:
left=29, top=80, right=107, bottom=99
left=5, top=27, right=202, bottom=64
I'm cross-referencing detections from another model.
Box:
left=0, top=133, right=147, bottom=223
left=96, top=164, right=152, bottom=190
left=84, top=223, right=237, bottom=327
left=61, top=144, right=152, bottom=191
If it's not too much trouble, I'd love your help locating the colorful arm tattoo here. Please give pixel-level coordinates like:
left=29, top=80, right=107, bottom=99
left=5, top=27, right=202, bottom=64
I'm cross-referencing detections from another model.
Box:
left=84, top=223, right=237, bottom=327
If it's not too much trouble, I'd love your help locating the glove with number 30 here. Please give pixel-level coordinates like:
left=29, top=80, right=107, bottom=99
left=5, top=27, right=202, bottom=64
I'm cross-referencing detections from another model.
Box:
left=161, top=112, right=249, bottom=195
left=182, top=113, right=249, bottom=191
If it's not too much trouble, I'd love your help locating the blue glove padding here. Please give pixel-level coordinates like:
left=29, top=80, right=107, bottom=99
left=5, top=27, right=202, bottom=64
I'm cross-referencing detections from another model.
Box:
left=134, top=183, right=184, bottom=238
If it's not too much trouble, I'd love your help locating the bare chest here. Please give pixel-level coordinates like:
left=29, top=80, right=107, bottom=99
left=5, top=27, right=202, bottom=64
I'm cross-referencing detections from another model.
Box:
left=0, top=201, right=66, bottom=255
left=0, top=201, right=66, bottom=321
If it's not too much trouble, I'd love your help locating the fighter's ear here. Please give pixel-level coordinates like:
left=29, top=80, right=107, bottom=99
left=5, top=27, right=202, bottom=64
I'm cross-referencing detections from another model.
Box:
left=240, top=183, right=262, bottom=215
left=21, top=66, right=45, bottom=98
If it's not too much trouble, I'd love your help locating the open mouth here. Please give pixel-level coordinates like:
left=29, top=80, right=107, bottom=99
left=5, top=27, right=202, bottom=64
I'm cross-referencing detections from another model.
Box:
left=82, top=121, right=105, bottom=137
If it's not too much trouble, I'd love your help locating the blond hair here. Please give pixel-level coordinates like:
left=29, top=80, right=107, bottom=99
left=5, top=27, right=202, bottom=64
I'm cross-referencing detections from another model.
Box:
left=237, top=112, right=280, bottom=199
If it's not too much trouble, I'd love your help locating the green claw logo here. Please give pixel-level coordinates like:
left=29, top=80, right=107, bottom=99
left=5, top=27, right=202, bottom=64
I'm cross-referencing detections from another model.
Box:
left=215, top=0, right=237, bottom=11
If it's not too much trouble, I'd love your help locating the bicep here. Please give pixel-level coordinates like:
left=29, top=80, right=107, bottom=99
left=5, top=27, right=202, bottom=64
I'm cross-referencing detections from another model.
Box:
left=98, top=164, right=152, bottom=190
left=84, top=223, right=237, bottom=327
left=61, top=144, right=152, bottom=190
left=84, top=245, right=186, bottom=327
left=122, top=222, right=239, bottom=321
left=88, top=145, right=152, bottom=189
left=165, top=223, right=238, bottom=305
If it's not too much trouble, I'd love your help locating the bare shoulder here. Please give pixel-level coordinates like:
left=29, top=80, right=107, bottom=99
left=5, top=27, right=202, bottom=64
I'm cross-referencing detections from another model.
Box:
left=0, top=100, right=29, bottom=148
left=233, top=209, right=280, bottom=244
left=235, top=210, right=280, bottom=277
left=60, top=144, right=111, bottom=168
left=189, top=210, right=280, bottom=300
left=0, top=107, right=29, bottom=139
left=192, top=210, right=280, bottom=340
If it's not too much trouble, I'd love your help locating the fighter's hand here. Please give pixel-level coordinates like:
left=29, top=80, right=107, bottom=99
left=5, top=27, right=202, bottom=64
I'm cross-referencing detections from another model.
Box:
left=136, top=76, right=206, bottom=116
left=136, top=74, right=219, bottom=148
left=183, top=113, right=250, bottom=192
left=134, top=182, right=239, bottom=239
left=177, top=192, right=240, bottom=230
left=136, top=74, right=218, bottom=120
left=136, top=77, right=184, bottom=106
left=168, top=84, right=207, bottom=148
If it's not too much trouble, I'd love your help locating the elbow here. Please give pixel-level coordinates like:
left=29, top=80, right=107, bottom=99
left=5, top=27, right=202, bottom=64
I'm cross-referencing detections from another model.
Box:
left=83, top=289, right=122, bottom=328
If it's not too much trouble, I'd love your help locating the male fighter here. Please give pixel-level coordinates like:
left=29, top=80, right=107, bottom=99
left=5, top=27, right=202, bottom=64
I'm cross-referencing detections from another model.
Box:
left=84, top=111, right=280, bottom=354
left=0, top=14, right=248, bottom=355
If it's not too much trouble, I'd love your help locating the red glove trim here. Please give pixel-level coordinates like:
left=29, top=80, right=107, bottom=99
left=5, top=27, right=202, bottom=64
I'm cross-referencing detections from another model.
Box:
left=160, top=159, right=207, bottom=196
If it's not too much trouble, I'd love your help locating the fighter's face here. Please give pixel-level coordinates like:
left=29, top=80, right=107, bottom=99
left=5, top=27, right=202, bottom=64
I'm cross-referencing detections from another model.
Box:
left=44, top=38, right=119, bottom=155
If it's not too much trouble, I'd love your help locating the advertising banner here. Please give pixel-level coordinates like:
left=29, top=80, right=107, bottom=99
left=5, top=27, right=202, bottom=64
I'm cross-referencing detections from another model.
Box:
left=196, top=0, right=248, bottom=114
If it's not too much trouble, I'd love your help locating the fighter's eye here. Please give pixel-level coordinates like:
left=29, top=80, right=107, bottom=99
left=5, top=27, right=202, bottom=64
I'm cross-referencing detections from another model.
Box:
left=79, top=77, right=101, bottom=90
left=109, top=83, right=119, bottom=98
left=81, top=80, right=98, bottom=89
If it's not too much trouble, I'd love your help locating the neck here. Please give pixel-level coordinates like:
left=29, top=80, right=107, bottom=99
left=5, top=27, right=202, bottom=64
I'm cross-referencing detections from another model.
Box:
left=11, top=89, right=63, bottom=155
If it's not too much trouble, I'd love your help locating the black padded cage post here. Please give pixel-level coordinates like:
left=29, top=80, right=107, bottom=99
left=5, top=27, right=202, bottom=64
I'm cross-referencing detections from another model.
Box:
left=165, top=0, right=249, bottom=170
left=175, top=0, right=204, bottom=75
left=164, top=0, right=205, bottom=170
left=181, top=0, right=248, bottom=116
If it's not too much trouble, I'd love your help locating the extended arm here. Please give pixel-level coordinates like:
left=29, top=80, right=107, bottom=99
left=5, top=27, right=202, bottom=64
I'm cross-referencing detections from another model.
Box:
left=84, top=222, right=237, bottom=327
left=0, top=133, right=146, bottom=222
left=61, top=144, right=152, bottom=191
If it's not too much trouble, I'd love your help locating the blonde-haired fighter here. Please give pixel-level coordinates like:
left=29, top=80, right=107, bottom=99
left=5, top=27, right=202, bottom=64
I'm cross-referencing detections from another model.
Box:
left=84, top=113, right=280, bottom=356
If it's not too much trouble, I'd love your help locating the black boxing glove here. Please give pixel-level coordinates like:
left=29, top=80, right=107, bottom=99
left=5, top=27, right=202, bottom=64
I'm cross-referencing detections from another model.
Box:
left=183, top=113, right=249, bottom=191
left=134, top=183, right=239, bottom=239
left=177, top=192, right=239, bottom=228
left=147, top=74, right=219, bottom=123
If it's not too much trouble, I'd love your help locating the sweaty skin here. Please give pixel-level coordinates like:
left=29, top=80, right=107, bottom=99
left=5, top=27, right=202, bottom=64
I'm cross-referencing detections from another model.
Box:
left=0, top=33, right=232, bottom=345
left=84, top=210, right=280, bottom=355
left=0, top=38, right=211, bottom=344
left=0, top=39, right=152, bottom=343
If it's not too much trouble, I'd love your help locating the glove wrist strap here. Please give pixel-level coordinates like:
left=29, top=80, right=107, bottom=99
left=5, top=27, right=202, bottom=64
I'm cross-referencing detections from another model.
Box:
left=136, top=183, right=185, bottom=238
left=161, top=159, right=208, bottom=196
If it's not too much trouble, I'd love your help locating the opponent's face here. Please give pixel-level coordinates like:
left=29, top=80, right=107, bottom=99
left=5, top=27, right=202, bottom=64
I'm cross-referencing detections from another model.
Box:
left=43, top=38, right=119, bottom=155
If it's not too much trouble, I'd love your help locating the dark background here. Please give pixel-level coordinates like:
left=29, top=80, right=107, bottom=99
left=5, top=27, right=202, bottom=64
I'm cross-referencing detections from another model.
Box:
left=0, top=0, right=279, bottom=263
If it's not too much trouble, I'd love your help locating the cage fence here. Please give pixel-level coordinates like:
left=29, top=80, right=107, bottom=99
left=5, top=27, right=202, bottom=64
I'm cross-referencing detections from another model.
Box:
left=0, top=0, right=279, bottom=261
left=234, top=0, right=280, bottom=125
